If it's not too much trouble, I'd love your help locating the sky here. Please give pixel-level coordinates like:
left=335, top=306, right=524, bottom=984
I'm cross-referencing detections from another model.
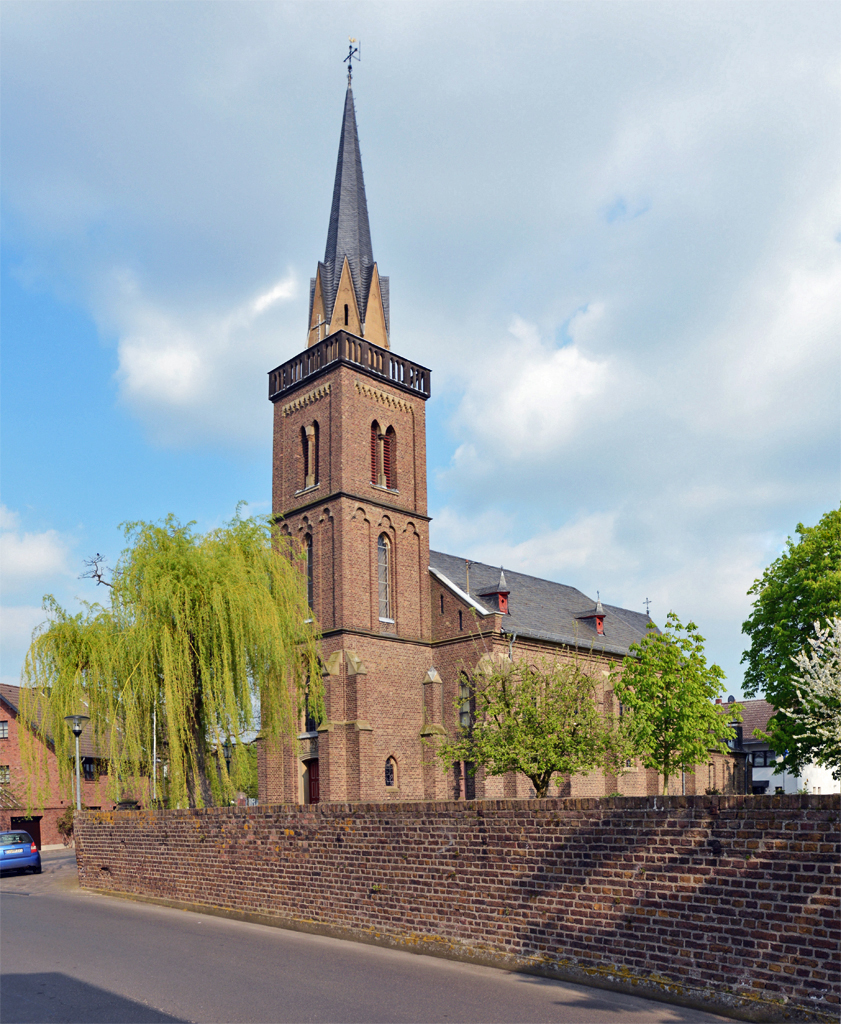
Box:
left=2, top=1, right=839, bottom=697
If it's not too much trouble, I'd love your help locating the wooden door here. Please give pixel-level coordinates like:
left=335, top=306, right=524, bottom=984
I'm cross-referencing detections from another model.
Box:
left=307, top=759, right=320, bottom=804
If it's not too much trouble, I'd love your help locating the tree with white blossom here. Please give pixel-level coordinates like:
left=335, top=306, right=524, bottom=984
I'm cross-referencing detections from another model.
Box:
left=790, top=617, right=841, bottom=781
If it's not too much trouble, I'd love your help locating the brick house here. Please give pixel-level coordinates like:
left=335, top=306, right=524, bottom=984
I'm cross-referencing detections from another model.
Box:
left=737, top=697, right=838, bottom=795
left=0, top=683, right=115, bottom=847
left=258, top=83, right=745, bottom=805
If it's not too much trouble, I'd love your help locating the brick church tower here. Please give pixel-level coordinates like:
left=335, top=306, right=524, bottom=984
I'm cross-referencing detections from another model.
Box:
left=261, top=82, right=448, bottom=805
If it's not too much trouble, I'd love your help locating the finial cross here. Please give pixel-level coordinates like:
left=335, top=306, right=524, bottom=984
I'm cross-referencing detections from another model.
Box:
left=644, top=597, right=652, bottom=617
left=344, top=38, right=360, bottom=84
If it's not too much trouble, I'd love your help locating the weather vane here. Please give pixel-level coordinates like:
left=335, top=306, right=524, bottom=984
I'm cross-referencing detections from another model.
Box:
left=344, top=38, right=360, bottom=85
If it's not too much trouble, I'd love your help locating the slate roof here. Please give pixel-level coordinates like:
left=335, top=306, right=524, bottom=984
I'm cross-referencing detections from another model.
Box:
left=429, top=551, right=652, bottom=658
left=309, top=85, right=389, bottom=335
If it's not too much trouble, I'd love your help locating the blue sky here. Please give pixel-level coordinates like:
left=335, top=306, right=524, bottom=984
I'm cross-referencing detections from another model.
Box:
left=2, top=1, right=839, bottom=695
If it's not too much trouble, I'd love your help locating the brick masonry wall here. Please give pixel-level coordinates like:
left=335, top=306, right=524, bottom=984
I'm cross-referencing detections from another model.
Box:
left=76, top=795, right=839, bottom=1022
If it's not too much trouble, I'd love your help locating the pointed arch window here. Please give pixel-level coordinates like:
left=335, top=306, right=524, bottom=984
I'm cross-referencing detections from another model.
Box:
left=384, top=427, right=396, bottom=490
left=385, top=757, right=397, bottom=788
left=371, top=421, right=381, bottom=485
left=377, top=533, right=392, bottom=621
left=305, top=534, right=314, bottom=611
left=370, top=421, right=396, bottom=490
left=302, top=422, right=319, bottom=489
left=458, top=673, right=474, bottom=731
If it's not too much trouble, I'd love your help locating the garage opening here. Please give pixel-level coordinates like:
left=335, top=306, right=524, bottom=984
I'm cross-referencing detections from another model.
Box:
left=10, top=816, right=42, bottom=850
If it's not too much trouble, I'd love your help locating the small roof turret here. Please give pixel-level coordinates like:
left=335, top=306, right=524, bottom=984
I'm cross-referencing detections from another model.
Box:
left=478, top=567, right=511, bottom=614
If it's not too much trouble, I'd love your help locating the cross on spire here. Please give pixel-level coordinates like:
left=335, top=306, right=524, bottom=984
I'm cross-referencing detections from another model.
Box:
left=644, top=597, right=652, bottom=617
left=344, top=38, right=359, bottom=85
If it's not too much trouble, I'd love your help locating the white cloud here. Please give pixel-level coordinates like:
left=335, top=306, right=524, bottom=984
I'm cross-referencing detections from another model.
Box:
left=108, top=270, right=298, bottom=446
left=0, top=507, right=73, bottom=592
left=0, top=605, right=48, bottom=652
left=432, top=507, right=632, bottom=584
left=0, top=506, right=20, bottom=531
left=443, top=316, right=613, bottom=479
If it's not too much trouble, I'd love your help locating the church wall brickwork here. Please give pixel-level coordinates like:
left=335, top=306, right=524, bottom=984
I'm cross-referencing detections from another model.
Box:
left=76, top=795, right=840, bottom=1022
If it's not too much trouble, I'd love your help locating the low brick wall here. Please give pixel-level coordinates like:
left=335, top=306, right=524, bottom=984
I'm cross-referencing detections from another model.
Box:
left=75, top=795, right=839, bottom=1022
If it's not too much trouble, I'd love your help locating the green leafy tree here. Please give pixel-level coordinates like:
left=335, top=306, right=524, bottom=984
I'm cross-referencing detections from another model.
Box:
left=611, top=613, right=737, bottom=795
left=790, top=617, right=841, bottom=780
left=21, top=511, right=321, bottom=809
left=741, top=507, right=841, bottom=777
left=438, top=653, right=629, bottom=799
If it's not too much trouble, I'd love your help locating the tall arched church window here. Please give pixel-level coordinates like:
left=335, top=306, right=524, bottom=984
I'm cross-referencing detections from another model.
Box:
left=384, top=427, right=396, bottom=490
left=458, top=673, right=474, bottom=731
left=377, top=534, right=392, bottom=621
left=385, top=757, right=397, bottom=788
left=303, top=422, right=319, bottom=489
left=305, top=534, right=313, bottom=611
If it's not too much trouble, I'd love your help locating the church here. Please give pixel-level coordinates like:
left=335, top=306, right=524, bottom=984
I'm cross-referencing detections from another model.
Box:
left=258, top=80, right=744, bottom=805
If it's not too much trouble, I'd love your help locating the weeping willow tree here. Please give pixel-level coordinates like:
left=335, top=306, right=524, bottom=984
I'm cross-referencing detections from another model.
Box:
left=20, top=511, right=321, bottom=809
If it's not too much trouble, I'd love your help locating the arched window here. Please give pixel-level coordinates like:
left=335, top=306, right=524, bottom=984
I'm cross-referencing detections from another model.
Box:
left=458, top=673, right=474, bottom=731
left=302, top=422, right=319, bottom=489
left=344, top=303, right=349, bottom=326
left=384, top=427, right=396, bottom=490
left=377, top=534, right=392, bottom=621
left=305, top=534, right=313, bottom=611
left=370, top=422, right=396, bottom=490
left=385, top=757, right=397, bottom=788
left=371, top=421, right=383, bottom=486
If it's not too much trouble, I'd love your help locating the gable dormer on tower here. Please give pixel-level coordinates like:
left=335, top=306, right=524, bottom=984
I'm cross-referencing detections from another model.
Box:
left=307, top=85, right=390, bottom=349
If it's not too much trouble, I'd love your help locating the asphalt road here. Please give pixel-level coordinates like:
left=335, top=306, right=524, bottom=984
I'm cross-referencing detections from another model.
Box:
left=1, top=849, right=730, bottom=1024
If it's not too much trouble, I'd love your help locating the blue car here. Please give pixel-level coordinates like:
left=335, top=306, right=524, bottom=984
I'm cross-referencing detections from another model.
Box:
left=0, top=830, right=41, bottom=875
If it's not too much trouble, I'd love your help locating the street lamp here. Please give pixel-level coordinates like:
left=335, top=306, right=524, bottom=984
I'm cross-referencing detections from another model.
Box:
left=64, top=714, right=90, bottom=811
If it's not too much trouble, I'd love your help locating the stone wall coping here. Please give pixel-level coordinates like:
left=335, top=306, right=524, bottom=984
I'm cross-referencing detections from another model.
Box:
left=78, top=791, right=840, bottom=821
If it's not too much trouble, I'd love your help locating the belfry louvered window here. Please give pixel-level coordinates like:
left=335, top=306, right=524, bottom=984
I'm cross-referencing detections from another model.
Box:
left=302, top=423, right=318, bottom=489
left=378, top=534, right=392, bottom=621
left=301, top=426, right=309, bottom=487
left=384, top=427, right=396, bottom=490
left=371, top=422, right=396, bottom=490
left=371, top=421, right=380, bottom=485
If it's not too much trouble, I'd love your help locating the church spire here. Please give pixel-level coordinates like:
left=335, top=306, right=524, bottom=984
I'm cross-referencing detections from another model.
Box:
left=307, top=84, right=390, bottom=348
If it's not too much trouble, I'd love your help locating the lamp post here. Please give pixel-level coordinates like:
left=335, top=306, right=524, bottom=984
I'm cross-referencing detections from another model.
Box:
left=64, top=714, right=90, bottom=811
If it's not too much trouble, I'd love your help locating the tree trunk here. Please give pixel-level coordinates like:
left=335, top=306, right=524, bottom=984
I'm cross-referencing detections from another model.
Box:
left=185, top=644, right=215, bottom=809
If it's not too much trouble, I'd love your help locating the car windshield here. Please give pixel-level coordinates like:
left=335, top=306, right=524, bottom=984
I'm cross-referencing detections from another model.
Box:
left=1, top=833, right=32, bottom=845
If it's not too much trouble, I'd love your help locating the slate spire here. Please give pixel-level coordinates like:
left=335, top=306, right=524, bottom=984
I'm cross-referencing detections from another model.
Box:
left=324, top=85, right=373, bottom=295
left=308, top=84, right=390, bottom=348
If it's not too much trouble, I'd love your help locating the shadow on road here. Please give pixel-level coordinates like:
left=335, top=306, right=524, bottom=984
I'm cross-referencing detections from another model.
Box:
left=513, top=973, right=728, bottom=1021
left=1, top=973, right=189, bottom=1023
